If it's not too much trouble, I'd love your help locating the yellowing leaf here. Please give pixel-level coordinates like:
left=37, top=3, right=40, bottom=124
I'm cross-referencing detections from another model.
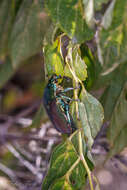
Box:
left=44, top=39, right=64, bottom=76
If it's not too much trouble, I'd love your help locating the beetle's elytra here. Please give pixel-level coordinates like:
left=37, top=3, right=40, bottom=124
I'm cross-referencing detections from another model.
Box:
left=43, top=74, right=77, bottom=134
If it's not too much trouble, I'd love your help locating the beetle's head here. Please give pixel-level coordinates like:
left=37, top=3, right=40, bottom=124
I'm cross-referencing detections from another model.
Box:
left=49, top=74, right=62, bottom=84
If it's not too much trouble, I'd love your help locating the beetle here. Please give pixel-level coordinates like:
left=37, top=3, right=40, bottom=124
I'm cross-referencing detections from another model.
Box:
left=43, top=74, right=77, bottom=134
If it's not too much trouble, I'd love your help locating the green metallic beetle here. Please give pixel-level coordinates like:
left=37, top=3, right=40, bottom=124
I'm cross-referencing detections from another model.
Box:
left=43, top=74, right=77, bottom=134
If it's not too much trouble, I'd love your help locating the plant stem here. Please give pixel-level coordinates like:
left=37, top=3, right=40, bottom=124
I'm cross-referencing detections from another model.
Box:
left=81, top=154, right=94, bottom=190
left=66, top=157, right=80, bottom=181
left=69, top=129, right=78, bottom=141
left=93, top=175, right=100, bottom=190
left=78, top=130, right=82, bottom=156
left=78, top=131, right=94, bottom=190
left=73, top=79, right=80, bottom=120
left=66, top=47, right=94, bottom=190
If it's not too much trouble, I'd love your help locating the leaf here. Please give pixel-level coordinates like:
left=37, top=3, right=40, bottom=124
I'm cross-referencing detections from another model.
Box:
left=69, top=161, right=87, bottom=189
left=43, top=22, right=56, bottom=45
left=42, top=133, right=94, bottom=190
left=9, top=0, right=47, bottom=67
left=107, top=86, right=127, bottom=158
left=83, top=0, right=94, bottom=27
left=45, top=0, right=94, bottom=43
left=71, top=132, right=94, bottom=166
left=44, top=39, right=64, bottom=76
left=0, top=0, right=14, bottom=57
left=64, top=45, right=87, bottom=81
left=0, top=57, right=15, bottom=89
left=50, top=177, right=74, bottom=190
left=100, top=0, right=127, bottom=70
left=79, top=90, right=104, bottom=148
left=70, top=134, right=94, bottom=189
left=73, top=50, right=87, bottom=81
left=100, top=63, right=127, bottom=121
left=101, top=0, right=116, bottom=29
left=42, top=141, right=78, bottom=189
left=78, top=102, right=93, bottom=148
left=80, top=44, right=99, bottom=90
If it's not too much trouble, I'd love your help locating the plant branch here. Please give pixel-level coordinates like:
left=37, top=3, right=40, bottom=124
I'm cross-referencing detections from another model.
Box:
left=93, top=175, right=100, bottom=190
left=78, top=131, right=94, bottom=190
left=65, top=157, right=80, bottom=181
left=66, top=46, right=95, bottom=190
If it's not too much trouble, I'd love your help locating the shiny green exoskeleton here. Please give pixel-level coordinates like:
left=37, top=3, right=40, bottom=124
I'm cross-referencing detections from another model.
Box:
left=43, top=74, right=77, bottom=134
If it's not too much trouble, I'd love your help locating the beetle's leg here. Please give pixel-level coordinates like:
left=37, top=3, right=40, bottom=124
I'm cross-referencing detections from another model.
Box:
left=63, top=103, right=71, bottom=125
left=57, top=98, right=72, bottom=125
left=57, top=95, right=72, bottom=101
left=65, top=108, right=71, bottom=125
left=57, top=95, right=79, bottom=102
left=61, top=87, right=74, bottom=93
left=60, top=86, right=80, bottom=93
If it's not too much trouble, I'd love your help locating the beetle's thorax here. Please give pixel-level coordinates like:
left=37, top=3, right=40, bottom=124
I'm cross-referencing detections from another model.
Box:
left=48, top=82, right=63, bottom=98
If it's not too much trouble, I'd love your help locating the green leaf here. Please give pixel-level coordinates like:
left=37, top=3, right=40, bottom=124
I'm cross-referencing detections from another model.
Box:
left=0, top=57, right=14, bottom=89
left=100, top=63, right=127, bottom=121
left=70, top=133, right=94, bottom=189
left=44, top=39, right=64, bottom=76
left=0, top=0, right=14, bottom=57
left=9, top=0, right=46, bottom=67
left=80, top=44, right=100, bottom=90
left=45, top=0, right=94, bottom=43
left=42, top=141, right=78, bottom=189
left=107, top=86, right=127, bottom=158
left=100, top=0, right=127, bottom=70
left=42, top=133, right=94, bottom=190
left=79, top=90, right=104, bottom=148
left=50, top=177, right=74, bottom=190
left=64, top=45, right=87, bottom=81
left=69, top=161, right=87, bottom=189
left=71, top=132, right=94, bottom=165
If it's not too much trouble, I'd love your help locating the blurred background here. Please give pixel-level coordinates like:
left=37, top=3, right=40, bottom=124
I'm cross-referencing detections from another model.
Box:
left=0, top=0, right=127, bottom=190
